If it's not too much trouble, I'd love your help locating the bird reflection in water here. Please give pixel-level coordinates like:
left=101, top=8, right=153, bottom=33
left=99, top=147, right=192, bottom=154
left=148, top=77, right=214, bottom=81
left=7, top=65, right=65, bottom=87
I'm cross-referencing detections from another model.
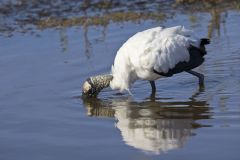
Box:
left=82, top=88, right=211, bottom=154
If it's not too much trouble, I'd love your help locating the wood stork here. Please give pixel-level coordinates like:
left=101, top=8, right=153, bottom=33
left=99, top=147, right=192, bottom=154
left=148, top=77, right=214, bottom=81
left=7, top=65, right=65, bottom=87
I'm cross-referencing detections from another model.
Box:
left=82, top=26, right=210, bottom=97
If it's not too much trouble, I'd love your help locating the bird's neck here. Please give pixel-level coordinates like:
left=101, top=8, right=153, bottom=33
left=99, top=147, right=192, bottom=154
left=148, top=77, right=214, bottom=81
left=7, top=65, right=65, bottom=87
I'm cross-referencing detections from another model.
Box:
left=89, top=74, right=113, bottom=92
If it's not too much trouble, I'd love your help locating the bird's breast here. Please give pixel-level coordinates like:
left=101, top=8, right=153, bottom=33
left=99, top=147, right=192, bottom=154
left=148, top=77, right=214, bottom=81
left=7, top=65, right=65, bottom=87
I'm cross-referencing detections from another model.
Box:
left=134, top=68, right=162, bottom=81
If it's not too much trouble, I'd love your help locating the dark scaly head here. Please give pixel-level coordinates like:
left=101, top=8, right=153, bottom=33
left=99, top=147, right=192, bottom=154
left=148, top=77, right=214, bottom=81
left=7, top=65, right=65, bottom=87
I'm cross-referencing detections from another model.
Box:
left=82, top=74, right=113, bottom=98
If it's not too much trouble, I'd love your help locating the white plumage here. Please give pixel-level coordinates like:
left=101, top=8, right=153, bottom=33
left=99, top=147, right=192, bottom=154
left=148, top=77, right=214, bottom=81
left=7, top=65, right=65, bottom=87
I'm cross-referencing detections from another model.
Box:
left=110, top=26, right=202, bottom=92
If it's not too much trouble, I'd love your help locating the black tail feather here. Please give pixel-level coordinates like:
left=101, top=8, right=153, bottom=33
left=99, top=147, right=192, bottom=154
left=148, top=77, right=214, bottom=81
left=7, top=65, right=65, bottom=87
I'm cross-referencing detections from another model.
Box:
left=200, top=38, right=210, bottom=45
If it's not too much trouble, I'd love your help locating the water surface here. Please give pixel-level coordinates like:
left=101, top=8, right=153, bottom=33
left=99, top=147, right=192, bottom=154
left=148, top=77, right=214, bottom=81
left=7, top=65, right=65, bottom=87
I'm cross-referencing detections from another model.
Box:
left=0, top=1, right=240, bottom=160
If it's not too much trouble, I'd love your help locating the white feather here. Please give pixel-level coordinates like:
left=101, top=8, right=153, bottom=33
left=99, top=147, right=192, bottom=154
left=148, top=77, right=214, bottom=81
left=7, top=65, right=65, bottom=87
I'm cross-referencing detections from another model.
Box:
left=110, top=26, right=201, bottom=92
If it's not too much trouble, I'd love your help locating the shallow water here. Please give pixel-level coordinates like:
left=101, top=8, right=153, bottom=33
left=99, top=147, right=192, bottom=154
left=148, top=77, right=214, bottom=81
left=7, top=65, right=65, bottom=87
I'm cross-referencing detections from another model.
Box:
left=1, top=1, right=240, bottom=160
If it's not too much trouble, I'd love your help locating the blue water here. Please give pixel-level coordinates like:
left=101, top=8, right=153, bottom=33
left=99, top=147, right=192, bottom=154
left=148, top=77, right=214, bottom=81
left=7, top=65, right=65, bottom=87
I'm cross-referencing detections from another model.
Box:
left=0, top=5, right=240, bottom=160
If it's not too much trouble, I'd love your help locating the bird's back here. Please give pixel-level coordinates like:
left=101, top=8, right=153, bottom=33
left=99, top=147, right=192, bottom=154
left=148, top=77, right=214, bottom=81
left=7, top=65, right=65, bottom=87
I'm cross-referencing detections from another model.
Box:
left=110, top=26, right=205, bottom=92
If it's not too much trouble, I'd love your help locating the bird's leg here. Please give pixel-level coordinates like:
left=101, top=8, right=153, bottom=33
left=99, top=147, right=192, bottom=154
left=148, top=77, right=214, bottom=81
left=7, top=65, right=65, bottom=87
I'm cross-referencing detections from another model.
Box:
left=186, top=70, right=204, bottom=87
left=149, top=81, right=156, bottom=95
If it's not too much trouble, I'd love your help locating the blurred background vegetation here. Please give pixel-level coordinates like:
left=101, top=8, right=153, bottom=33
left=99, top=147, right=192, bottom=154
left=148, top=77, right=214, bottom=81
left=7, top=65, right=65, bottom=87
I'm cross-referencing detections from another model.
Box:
left=0, top=0, right=239, bottom=37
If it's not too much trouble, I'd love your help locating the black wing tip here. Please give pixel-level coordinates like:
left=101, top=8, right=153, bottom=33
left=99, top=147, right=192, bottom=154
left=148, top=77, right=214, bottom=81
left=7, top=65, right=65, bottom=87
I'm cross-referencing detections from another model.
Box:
left=200, top=38, right=210, bottom=45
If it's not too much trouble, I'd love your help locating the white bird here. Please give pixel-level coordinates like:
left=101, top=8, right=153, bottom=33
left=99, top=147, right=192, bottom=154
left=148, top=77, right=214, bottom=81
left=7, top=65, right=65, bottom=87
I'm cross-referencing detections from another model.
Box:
left=82, top=26, right=210, bottom=97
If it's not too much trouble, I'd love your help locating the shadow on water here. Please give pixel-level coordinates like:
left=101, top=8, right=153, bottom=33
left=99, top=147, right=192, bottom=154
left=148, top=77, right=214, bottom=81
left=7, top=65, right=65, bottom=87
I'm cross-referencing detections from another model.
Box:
left=82, top=88, right=212, bottom=154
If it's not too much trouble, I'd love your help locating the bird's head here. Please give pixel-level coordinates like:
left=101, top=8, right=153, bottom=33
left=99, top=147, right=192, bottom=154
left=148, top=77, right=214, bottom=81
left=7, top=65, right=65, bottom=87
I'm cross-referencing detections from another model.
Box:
left=82, top=78, right=98, bottom=98
left=82, top=74, right=113, bottom=98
